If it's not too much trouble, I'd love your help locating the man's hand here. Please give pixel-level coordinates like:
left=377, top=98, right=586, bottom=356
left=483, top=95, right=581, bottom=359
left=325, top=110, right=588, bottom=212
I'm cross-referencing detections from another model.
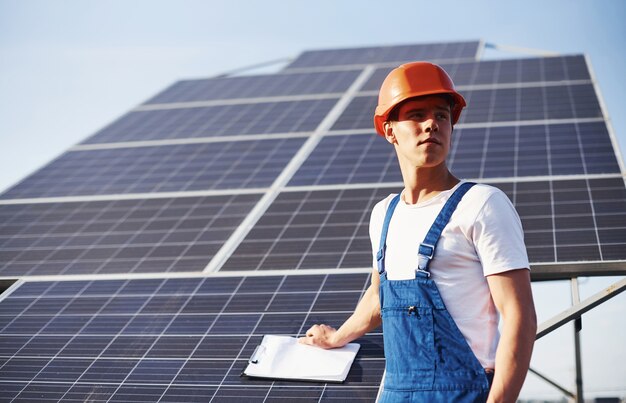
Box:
left=297, top=268, right=382, bottom=350
left=298, top=324, right=339, bottom=349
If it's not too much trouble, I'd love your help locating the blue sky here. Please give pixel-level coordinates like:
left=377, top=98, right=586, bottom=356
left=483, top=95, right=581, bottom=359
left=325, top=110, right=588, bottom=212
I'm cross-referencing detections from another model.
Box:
left=1, top=0, right=625, bottom=399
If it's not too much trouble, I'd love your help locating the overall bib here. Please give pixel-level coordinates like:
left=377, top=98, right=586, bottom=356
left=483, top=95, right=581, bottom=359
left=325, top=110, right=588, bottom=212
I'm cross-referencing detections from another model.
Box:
left=377, top=182, right=491, bottom=403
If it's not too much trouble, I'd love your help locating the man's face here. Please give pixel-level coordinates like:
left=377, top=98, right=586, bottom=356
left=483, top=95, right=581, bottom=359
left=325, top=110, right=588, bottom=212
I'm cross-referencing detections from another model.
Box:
left=383, top=95, right=453, bottom=170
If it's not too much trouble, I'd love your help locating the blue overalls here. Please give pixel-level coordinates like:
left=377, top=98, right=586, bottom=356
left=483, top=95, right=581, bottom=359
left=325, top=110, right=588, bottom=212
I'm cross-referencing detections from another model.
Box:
left=377, top=182, right=492, bottom=402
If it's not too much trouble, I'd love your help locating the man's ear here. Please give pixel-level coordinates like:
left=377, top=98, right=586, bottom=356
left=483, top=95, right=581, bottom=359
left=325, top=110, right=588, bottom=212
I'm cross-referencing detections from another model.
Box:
left=383, top=121, right=396, bottom=144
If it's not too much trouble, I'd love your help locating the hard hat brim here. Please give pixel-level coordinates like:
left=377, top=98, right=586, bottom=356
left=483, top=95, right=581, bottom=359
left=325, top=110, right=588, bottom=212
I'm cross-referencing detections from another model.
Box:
left=373, top=91, right=466, bottom=136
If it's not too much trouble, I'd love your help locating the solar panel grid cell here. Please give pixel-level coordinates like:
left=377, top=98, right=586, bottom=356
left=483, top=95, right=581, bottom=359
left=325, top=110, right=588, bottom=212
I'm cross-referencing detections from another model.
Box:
left=286, top=41, right=479, bottom=69
left=0, top=273, right=383, bottom=402
left=81, top=99, right=337, bottom=145
left=221, top=187, right=387, bottom=271
left=1, top=137, right=305, bottom=199
left=0, top=194, right=261, bottom=276
left=289, top=122, right=619, bottom=186
left=359, top=55, right=591, bottom=91
left=504, top=178, right=626, bottom=262
left=223, top=178, right=626, bottom=271
left=288, top=134, right=400, bottom=187
left=144, top=70, right=362, bottom=104
left=331, top=84, right=603, bottom=130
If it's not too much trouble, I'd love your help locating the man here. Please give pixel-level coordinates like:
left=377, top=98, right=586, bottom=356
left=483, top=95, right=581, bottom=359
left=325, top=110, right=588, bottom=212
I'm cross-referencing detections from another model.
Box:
left=299, top=62, right=537, bottom=402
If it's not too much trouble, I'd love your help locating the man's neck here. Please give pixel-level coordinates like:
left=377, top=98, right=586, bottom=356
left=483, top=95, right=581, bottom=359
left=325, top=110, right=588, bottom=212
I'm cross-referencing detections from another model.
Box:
left=400, top=165, right=459, bottom=205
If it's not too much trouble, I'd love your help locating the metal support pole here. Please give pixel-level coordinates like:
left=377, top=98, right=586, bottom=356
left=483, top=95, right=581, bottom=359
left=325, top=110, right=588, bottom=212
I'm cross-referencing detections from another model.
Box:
left=528, top=367, right=575, bottom=399
left=570, top=278, right=584, bottom=403
left=532, top=277, right=626, bottom=400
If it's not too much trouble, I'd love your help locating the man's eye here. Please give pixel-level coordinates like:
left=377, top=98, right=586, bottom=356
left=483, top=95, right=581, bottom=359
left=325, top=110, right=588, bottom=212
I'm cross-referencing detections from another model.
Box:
left=436, top=113, right=449, bottom=120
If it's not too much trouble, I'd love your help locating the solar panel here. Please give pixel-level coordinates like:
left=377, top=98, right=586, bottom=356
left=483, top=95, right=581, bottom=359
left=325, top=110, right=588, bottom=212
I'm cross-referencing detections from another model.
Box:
left=288, top=134, right=401, bottom=186
left=331, top=84, right=603, bottom=131
left=498, top=177, right=626, bottom=271
left=81, top=98, right=337, bottom=145
left=285, top=41, right=480, bottom=69
left=288, top=122, right=620, bottom=186
left=144, top=70, right=363, bottom=104
left=0, top=194, right=261, bottom=276
left=0, top=273, right=384, bottom=402
left=1, top=137, right=305, bottom=199
left=221, top=187, right=388, bottom=272
left=221, top=177, right=626, bottom=277
left=360, top=55, right=591, bottom=91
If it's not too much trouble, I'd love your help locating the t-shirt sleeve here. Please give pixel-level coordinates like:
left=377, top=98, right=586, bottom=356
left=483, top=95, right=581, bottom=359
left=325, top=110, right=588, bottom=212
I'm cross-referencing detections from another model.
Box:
left=472, top=190, right=530, bottom=276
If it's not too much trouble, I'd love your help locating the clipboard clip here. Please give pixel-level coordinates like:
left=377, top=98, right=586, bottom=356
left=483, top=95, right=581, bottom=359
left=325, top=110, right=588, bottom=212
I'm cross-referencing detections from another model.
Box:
left=249, top=344, right=266, bottom=364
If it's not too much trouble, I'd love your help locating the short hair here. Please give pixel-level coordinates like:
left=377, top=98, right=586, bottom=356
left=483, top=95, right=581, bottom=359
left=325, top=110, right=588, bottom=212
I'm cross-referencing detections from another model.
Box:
left=386, top=94, right=455, bottom=122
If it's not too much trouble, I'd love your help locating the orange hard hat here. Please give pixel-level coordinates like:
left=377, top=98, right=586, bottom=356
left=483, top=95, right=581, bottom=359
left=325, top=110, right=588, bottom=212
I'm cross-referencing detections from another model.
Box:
left=373, top=61, right=466, bottom=136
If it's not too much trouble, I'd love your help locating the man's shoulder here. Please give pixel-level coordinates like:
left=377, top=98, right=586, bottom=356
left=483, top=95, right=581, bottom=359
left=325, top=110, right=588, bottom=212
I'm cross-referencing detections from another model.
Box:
left=465, top=182, right=509, bottom=205
left=455, top=182, right=517, bottom=222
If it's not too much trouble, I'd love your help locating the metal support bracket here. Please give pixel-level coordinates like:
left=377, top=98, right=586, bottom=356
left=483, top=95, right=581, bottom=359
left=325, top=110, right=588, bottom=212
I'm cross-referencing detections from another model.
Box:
left=532, top=276, right=626, bottom=400
left=536, top=277, right=626, bottom=339
left=528, top=367, right=576, bottom=399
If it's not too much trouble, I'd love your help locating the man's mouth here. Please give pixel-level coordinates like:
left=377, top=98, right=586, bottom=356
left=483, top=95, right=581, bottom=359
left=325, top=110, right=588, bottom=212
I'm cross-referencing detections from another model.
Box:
left=418, top=138, right=441, bottom=146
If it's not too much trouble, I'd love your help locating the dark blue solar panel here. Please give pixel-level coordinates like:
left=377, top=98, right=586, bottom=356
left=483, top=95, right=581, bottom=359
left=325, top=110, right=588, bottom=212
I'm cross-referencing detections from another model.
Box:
left=331, top=84, right=603, bottom=130
left=286, top=41, right=480, bottom=69
left=290, top=122, right=619, bottom=186
left=0, top=273, right=383, bottom=402
left=0, top=194, right=261, bottom=277
left=1, top=137, right=305, bottom=199
left=220, top=187, right=403, bottom=272
left=360, top=55, right=591, bottom=91
left=462, top=84, right=603, bottom=123
left=144, top=70, right=362, bottom=104
left=288, top=134, right=401, bottom=186
left=454, top=122, right=620, bottom=178
left=500, top=178, right=626, bottom=264
left=223, top=178, right=626, bottom=272
left=81, top=98, right=337, bottom=144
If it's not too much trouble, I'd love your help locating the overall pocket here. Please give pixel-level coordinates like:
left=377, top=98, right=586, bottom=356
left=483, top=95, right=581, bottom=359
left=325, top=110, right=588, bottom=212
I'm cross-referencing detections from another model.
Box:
left=381, top=305, right=435, bottom=390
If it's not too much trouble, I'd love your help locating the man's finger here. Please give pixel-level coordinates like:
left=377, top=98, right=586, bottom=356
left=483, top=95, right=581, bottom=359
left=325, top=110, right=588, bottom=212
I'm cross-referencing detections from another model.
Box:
left=298, top=336, right=313, bottom=345
left=305, top=325, right=320, bottom=337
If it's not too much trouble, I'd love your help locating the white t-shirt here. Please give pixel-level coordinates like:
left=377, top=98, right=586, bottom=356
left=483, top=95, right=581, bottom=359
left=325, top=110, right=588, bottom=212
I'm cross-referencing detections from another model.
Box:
left=369, top=181, right=529, bottom=368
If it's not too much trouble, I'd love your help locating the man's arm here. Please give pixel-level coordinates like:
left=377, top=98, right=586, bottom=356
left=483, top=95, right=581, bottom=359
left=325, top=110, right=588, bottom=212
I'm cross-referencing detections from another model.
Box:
left=298, top=268, right=382, bottom=348
left=486, top=268, right=537, bottom=403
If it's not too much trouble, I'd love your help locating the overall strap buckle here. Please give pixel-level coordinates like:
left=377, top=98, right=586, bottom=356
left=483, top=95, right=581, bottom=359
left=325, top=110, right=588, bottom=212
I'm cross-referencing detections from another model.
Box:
left=376, top=247, right=386, bottom=274
left=416, top=182, right=476, bottom=273
left=416, top=243, right=435, bottom=273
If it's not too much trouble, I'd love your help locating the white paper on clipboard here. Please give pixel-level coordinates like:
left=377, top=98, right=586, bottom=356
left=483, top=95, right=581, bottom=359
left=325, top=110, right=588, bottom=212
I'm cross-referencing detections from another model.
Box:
left=242, top=335, right=360, bottom=383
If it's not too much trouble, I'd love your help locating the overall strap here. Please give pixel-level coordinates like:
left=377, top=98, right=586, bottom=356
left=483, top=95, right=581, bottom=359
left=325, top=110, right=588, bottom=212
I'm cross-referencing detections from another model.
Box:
left=376, top=194, right=401, bottom=275
left=417, top=182, right=476, bottom=272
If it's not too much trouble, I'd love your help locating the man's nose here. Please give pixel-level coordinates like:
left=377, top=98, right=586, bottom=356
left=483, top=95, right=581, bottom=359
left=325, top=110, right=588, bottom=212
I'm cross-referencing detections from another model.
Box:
left=424, top=118, right=439, bottom=133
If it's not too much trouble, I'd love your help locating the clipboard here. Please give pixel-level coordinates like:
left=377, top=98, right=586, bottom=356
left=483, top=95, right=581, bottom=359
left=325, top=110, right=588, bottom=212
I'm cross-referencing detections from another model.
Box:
left=242, top=335, right=360, bottom=383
